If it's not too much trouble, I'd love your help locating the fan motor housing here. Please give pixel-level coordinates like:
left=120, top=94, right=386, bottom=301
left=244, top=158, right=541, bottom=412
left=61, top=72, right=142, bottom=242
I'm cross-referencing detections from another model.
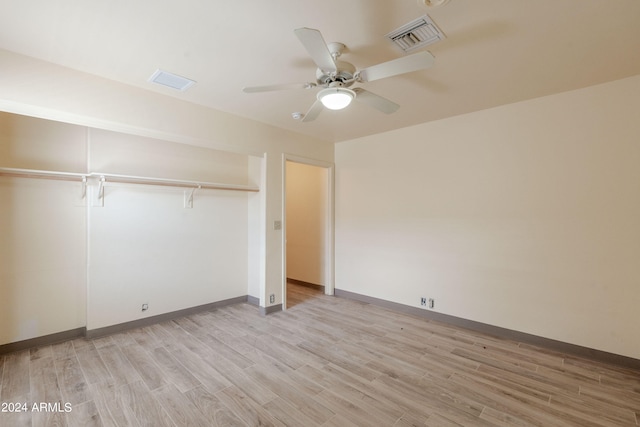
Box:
left=316, top=60, right=356, bottom=87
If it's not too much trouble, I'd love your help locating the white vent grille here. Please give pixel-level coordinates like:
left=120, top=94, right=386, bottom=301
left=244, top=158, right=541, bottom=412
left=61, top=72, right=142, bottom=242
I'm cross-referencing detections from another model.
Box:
left=148, top=69, right=196, bottom=92
left=386, top=15, right=445, bottom=52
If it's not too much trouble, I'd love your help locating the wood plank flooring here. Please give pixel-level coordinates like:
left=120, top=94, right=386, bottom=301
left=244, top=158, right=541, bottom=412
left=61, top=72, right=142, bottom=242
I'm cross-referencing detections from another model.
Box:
left=1, top=282, right=639, bottom=426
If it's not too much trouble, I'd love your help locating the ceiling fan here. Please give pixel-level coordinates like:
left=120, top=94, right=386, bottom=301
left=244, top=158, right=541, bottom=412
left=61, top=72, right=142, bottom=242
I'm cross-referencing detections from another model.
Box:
left=242, top=27, right=435, bottom=122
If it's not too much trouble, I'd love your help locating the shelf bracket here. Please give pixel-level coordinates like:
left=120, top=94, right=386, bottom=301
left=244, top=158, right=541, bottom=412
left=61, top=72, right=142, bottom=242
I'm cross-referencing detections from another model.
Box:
left=97, top=176, right=105, bottom=200
left=90, top=175, right=106, bottom=207
left=81, top=176, right=87, bottom=199
left=184, top=185, right=200, bottom=209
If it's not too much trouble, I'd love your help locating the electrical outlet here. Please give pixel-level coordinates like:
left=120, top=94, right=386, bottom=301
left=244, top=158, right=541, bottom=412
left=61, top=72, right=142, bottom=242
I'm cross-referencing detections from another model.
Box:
left=420, top=297, right=427, bottom=306
left=269, top=294, right=275, bottom=304
left=428, top=298, right=435, bottom=309
left=142, top=303, right=148, bottom=312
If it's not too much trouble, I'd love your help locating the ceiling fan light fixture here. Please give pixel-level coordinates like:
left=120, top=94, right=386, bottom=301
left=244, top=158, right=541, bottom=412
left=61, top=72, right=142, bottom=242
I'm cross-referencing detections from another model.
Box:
left=317, top=87, right=355, bottom=110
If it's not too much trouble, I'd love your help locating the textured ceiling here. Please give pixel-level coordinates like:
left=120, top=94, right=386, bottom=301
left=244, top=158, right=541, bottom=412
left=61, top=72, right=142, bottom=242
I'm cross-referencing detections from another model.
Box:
left=1, top=0, right=639, bottom=142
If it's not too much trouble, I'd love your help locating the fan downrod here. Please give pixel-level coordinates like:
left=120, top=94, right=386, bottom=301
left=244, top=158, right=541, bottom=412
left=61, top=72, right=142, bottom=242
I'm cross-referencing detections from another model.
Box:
left=315, top=41, right=355, bottom=87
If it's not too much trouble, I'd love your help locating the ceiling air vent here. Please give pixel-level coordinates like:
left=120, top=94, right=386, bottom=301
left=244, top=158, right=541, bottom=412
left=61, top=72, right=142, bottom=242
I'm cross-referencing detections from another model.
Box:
left=386, top=15, right=445, bottom=52
left=148, top=69, right=196, bottom=92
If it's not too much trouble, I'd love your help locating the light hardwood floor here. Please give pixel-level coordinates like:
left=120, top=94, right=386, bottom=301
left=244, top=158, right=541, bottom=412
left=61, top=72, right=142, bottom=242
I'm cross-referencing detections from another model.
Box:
left=1, top=283, right=639, bottom=426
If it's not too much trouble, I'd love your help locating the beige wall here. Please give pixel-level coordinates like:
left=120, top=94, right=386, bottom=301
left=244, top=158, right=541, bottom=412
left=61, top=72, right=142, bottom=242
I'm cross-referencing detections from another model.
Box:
left=0, top=113, right=254, bottom=342
left=86, top=130, right=251, bottom=330
left=336, top=75, right=640, bottom=359
left=286, top=161, right=328, bottom=286
left=0, top=114, right=87, bottom=343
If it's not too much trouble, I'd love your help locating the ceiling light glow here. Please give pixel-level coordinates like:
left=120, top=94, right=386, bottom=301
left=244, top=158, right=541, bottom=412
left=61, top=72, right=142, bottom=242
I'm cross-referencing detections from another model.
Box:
left=317, top=87, right=355, bottom=110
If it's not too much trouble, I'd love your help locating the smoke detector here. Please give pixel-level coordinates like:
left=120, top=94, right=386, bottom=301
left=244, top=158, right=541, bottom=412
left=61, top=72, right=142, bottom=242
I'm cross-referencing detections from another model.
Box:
left=418, top=0, right=451, bottom=8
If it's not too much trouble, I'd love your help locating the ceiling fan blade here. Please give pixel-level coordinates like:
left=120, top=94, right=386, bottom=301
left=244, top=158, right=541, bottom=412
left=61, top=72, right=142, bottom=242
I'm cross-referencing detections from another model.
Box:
left=353, top=88, right=400, bottom=114
left=294, top=27, right=337, bottom=73
left=358, top=51, right=435, bottom=83
left=242, top=82, right=316, bottom=93
left=301, top=100, right=324, bottom=122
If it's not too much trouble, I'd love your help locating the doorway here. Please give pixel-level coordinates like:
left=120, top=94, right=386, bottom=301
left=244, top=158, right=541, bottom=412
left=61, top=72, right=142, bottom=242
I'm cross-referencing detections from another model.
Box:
left=282, top=156, right=334, bottom=310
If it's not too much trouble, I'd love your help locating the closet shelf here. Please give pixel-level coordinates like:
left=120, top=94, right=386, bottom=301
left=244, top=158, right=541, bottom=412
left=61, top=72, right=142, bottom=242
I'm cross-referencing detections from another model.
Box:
left=0, top=167, right=259, bottom=192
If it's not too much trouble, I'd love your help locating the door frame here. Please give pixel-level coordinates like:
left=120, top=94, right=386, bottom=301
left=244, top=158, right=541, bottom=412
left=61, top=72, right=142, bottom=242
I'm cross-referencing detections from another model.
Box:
left=281, top=154, right=335, bottom=310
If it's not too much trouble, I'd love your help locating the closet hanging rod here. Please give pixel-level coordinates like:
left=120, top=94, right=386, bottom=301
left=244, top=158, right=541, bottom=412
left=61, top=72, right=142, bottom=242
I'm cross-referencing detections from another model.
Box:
left=92, top=172, right=259, bottom=192
left=0, top=167, right=86, bottom=181
left=0, top=167, right=259, bottom=192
